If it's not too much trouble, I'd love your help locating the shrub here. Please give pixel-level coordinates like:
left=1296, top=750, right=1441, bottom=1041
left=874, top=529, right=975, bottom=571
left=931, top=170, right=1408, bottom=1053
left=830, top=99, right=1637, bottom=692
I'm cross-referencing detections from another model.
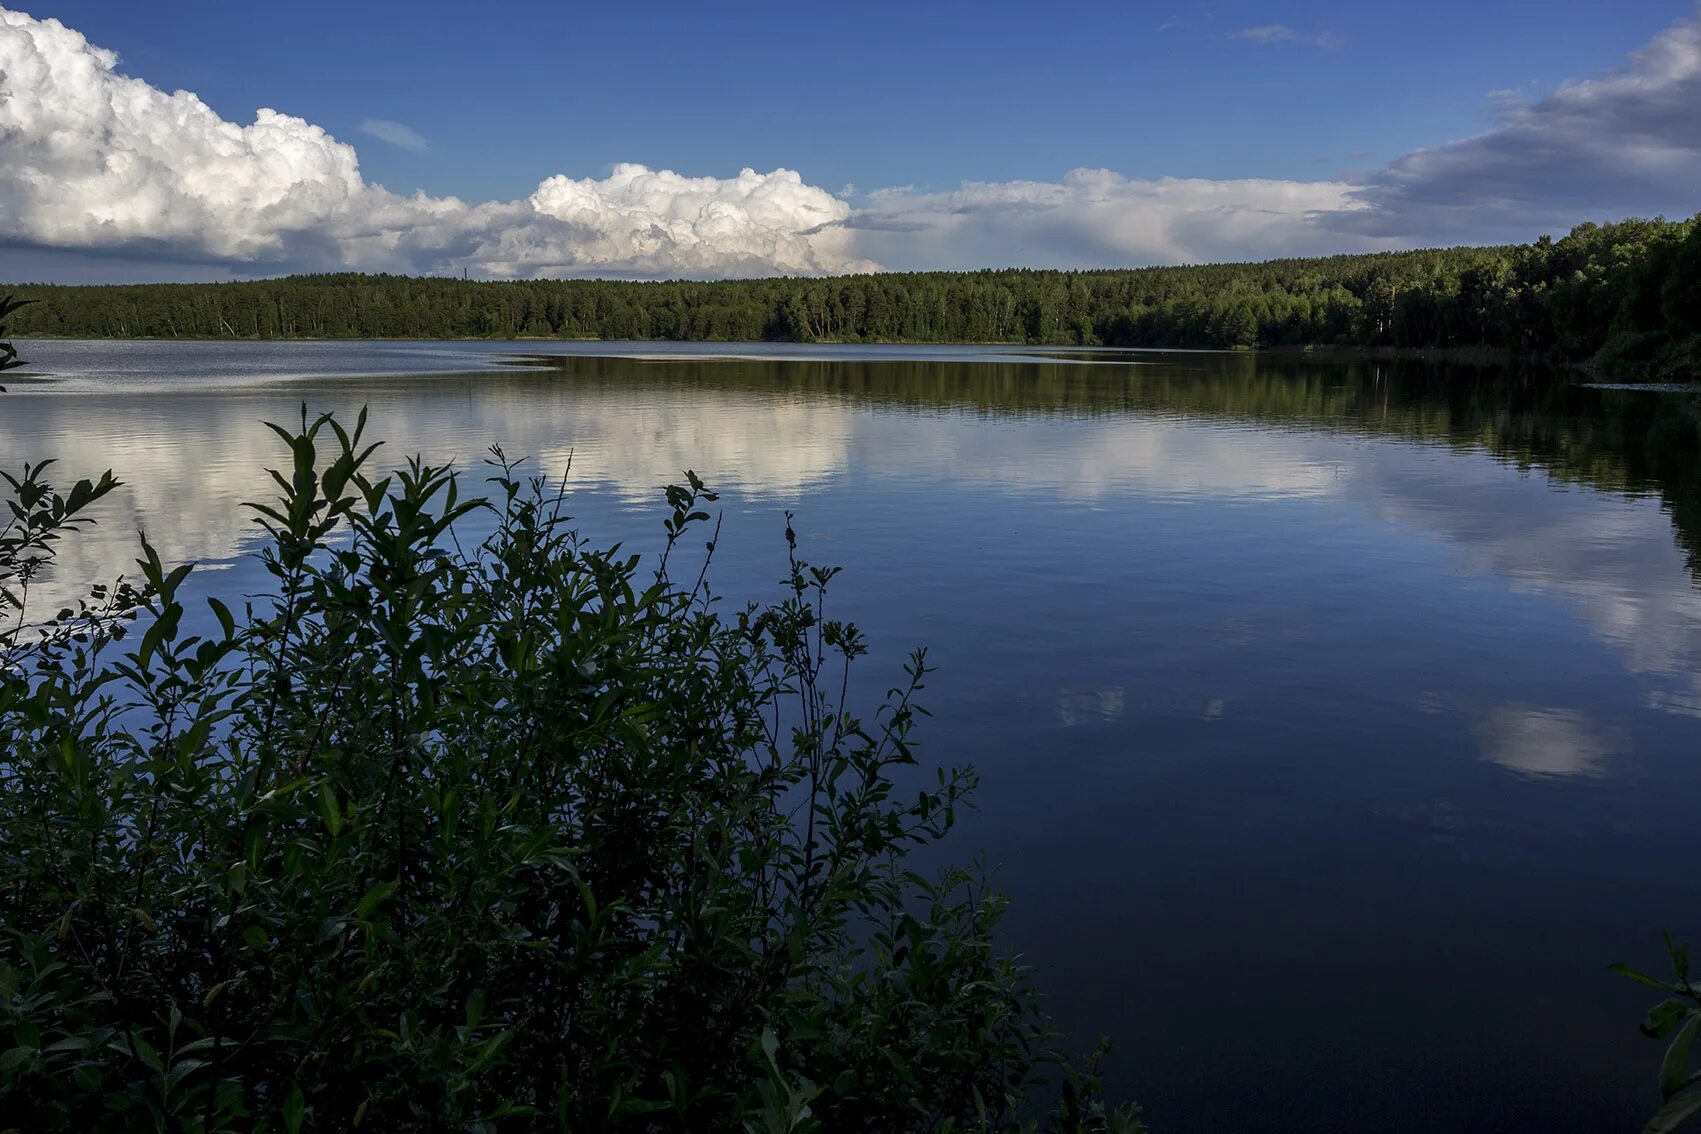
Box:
left=0, top=395, right=1139, bottom=1132
left=1594, top=329, right=1673, bottom=367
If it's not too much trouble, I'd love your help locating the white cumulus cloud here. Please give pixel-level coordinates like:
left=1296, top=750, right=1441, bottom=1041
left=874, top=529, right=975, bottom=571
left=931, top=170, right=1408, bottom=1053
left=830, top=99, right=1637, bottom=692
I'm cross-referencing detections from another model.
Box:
left=0, top=8, right=869, bottom=278
left=0, top=8, right=364, bottom=260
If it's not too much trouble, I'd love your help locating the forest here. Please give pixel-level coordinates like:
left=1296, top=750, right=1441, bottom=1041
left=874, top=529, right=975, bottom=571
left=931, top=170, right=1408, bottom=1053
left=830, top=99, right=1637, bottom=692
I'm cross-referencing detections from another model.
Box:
left=10, top=215, right=1701, bottom=378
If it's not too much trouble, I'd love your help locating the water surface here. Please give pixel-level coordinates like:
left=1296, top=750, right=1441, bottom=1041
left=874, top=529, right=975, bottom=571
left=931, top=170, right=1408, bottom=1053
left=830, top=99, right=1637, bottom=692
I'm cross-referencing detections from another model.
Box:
left=6, top=339, right=1701, bottom=1133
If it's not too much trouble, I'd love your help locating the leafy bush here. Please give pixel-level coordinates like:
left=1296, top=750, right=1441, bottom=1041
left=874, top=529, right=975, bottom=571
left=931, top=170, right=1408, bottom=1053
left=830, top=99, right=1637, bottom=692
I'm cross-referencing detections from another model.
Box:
left=1619, top=939, right=1701, bottom=1133
left=0, top=380, right=1139, bottom=1130
left=1593, top=330, right=1673, bottom=369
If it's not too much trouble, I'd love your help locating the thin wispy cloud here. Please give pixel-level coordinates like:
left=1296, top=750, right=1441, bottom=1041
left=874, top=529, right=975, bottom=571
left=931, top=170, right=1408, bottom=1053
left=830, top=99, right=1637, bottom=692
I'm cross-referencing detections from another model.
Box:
left=849, top=171, right=1384, bottom=268
left=1232, top=25, right=1342, bottom=49
left=1484, top=81, right=1541, bottom=107
left=359, top=118, right=430, bottom=152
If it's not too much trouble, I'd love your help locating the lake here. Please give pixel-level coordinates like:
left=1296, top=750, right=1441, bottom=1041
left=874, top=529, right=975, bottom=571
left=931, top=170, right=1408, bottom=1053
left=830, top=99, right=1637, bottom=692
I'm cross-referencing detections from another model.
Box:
left=5, top=339, right=1700, bottom=1132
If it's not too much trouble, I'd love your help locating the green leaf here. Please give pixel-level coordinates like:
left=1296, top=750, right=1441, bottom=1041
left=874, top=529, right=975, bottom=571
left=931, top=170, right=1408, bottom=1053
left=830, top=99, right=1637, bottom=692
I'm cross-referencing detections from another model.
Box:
left=465, top=988, right=485, bottom=1029
left=1664, top=1015, right=1701, bottom=1100
left=207, top=596, right=236, bottom=640
left=356, top=881, right=397, bottom=919
left=1615, top=963, right=1679, bottom=992
left=168, top=1057, right=209, bottom=1085
left=284, top=1083, right=306, bottom=1134
left=317, top=784, right=343, bottom=837
left=1646, top=1081, right=1701, bottom=1134
left=1647, top=1000, right=1693, bottom=1040
left=130, top=1033, right=163, bottom=1073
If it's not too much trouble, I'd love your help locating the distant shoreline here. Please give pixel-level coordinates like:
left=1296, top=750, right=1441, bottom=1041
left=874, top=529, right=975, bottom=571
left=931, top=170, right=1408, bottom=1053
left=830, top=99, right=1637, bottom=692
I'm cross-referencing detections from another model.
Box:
left=10, top=219, right=1695, bottom=382
left=8, top=333, right=1516, bottom=364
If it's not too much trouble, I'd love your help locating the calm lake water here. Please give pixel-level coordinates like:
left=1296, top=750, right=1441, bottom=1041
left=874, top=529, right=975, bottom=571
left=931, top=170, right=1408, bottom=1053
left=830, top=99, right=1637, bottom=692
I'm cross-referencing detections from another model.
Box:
left=6, top=339, right=1701, bottom=1132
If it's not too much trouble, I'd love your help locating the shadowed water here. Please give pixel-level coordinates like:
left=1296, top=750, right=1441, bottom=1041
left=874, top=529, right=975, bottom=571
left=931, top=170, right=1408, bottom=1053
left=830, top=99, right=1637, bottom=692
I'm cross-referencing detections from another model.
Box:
left=5, top=339, right=1701, bottom=1133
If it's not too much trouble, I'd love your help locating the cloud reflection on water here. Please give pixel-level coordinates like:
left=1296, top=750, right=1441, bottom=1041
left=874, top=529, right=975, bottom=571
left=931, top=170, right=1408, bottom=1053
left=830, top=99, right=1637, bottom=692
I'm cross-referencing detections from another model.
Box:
left=5, top=343, right=1701, bottom=734
left=1475, top=704, right=1618, bottom=778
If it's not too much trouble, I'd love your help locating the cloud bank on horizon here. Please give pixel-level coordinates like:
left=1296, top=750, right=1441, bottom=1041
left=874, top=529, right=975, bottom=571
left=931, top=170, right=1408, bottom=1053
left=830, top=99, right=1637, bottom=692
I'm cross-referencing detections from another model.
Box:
left=0, top=5, right=1697, bottom=281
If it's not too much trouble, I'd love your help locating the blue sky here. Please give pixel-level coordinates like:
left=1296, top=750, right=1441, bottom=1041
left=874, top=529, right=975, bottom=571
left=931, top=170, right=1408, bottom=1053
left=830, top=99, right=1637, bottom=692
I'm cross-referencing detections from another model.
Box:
left=36, top=0, right=1693, bottom=197
left=3, top=1, right=1700, bottom=279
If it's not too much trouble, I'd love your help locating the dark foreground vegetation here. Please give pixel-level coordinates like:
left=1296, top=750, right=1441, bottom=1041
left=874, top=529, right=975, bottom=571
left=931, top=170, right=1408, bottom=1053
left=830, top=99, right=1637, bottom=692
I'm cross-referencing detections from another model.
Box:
left=0, top=317, right=1140, bottom=1129
left=12, top=215, right=1701, bottom=378
left=1618, top=941, right=1701, bottom=1133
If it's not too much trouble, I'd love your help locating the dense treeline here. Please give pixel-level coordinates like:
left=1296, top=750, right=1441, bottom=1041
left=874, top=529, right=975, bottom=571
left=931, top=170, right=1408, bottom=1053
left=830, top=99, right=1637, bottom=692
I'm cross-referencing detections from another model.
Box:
left=11, top=215, right=1701, bottom=375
